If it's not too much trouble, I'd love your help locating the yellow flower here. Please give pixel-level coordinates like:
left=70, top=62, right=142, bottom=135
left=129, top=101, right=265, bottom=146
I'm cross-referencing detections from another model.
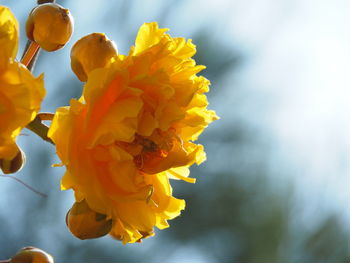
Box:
left=48, top=22, right=218, bottom=244
left=0, top=6, right=45, bottom=161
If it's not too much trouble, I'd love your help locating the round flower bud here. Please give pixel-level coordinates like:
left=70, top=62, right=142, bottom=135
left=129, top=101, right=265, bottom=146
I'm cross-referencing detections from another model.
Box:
left=66, top=200, right=113, bottom=240
left=71, top=33, right=118, bottom=82
left=26, top=3, right=73, bottom=51
left=0, top=147, right=26, bottom=174
left=10, top=247, right=54, bottom=263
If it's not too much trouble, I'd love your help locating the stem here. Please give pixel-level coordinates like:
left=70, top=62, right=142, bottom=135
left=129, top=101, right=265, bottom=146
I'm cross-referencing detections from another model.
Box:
left=38, top=0, right=56, bottom=3
left=20, top=41, right=40, bottom=68
left=0, top=259, right=10, bottom=263
left=37, top=112, right=55, bottom=121
left=26, top=115, right=54, bottom=145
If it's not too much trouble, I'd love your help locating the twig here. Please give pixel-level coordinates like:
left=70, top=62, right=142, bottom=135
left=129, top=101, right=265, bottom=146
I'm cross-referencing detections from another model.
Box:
left=37, top=112, right=54, bottom=121
left=26, top=116, right=54, bottom=145
left=0, top=174, right=47, bottom=198
left=37, top=0, right=56, bottom=3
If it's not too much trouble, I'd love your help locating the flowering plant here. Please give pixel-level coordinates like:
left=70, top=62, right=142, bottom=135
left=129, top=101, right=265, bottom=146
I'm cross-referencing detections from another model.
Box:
left=0, top=0, right=217, bottom=260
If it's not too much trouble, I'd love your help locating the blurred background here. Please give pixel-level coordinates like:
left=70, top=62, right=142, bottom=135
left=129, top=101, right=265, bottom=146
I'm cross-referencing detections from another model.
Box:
left=2, top=0, right=350, bottom=262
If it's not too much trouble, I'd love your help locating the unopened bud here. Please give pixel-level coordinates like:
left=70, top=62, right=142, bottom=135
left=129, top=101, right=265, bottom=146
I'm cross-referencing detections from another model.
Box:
left=0, top=148, right=25, bottom=174
left=66, top=199, right=113, bottom=240
left=26, top=3, right=73, bottom=51
left=71, top=33, right=118, bottom=82
left=10, top=247, right=54, bottom=263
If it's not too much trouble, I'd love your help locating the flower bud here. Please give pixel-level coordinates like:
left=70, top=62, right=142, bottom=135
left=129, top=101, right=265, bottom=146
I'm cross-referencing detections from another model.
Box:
left=0, top=147, right=25, bottom=174
left=10, top=247, right=54, bottom=263
left=71, top=33, right=118, bottom=82
left=66, top=200, right=113, bottom=240
left=26, top=3, right=73, bottom=51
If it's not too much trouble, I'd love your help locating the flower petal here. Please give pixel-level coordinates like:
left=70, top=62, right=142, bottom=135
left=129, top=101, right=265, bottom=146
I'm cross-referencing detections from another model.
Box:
left=0, top=62, right=45, bottom=159
left=0, top=6, right=18, bottom=67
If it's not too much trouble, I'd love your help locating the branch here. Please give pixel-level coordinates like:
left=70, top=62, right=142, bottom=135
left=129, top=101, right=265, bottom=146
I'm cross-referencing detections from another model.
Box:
left=21, top=41, right=40, bottom=68
left=26, top=115, right=54, bottom=145
left=37, top=0, right=56, bottom=4
left=0, top=175, right=47, bottom=198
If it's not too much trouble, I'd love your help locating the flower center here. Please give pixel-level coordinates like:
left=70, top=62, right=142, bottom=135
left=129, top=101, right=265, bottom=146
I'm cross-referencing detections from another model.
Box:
left=133, top=134, right=169, bottom=170
left=134, top=135, right=158, bottom=153
left=119, top=130, right=177, bottom=172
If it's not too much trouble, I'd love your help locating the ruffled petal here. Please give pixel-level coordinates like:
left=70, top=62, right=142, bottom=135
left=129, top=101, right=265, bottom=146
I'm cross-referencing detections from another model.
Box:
left=0, top=6, right=18, bottom=67
left=134, top=22, right=169, bottom=55
left=0, top=62, right=45, bottom=159
left=49, top=22, right=217, bottom=244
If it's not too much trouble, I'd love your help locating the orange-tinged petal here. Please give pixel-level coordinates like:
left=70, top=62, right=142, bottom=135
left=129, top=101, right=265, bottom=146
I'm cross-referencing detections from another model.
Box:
left=138, top=111, right=157, bottom=136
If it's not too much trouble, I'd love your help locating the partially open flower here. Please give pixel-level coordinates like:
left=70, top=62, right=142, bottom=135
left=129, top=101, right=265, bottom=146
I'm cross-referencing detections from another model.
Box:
left=66, top=199, right=113, bottom=240
left=71, top=33, right=118, bottom=82
left=26, top=3, right=73, bottom=51
left=0, top=6, right=45, bottom=163
left=49, top=22, right=218, bottom=244
left=10, top=247, right=54, bottom=263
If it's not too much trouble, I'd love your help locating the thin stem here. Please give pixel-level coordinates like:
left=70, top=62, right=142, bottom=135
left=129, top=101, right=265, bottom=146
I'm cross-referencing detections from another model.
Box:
left=26, top=115, right=54, bottom=145
left=0, top=259, right=10, bottom=263
left=0, top=174, right=47, bottom=198
left=38, top=0, right=56, bottom=3
left=20, top=41, right=40, bottom=68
